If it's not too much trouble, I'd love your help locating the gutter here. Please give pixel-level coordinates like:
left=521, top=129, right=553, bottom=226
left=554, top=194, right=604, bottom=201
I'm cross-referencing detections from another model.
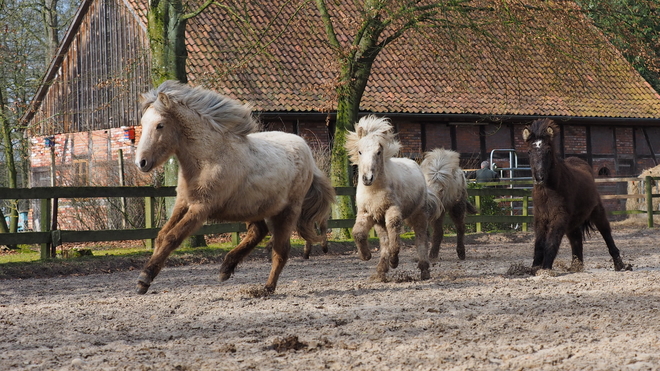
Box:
left=256, top=111, right=660, bottom=127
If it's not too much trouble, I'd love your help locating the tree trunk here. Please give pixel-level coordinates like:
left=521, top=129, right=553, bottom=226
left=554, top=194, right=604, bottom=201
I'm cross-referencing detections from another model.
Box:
left=148, top=0, right=188, bottom=85
left=41, top=0, right=60, bottom=61
left=329, top=53, right=377, bottom=238
left=0, top=88, right=19, bottom=246
left=148, top=0, right=206, bottom=247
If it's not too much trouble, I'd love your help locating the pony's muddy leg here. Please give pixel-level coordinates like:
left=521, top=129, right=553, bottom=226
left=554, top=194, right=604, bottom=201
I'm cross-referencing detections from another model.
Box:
left=352, top=213, right=375, bottom=261
left=375, top=207, right=402, bottom=281
left=410, top=213, right=431, bottom=280
left=542, top=225, right=566, bottom=270
left=531, top=221, right=547, bottom=269
left=429, top=211, right=446, bottom=260
left=219, top=221, right=268, bottom=282
left=450, top=202, right=467, bottom=260
left=373, top=223, right=389, bottom=263
left=136, top=204, right=205, bottom=294
left=320, top=219, right=329, bottom=254
left=566, top=228, right=584, bottom=272
left=591, top=205, right=631, bottom=271
left=264, top=210, right=298, bottom=292
left=303, top=240, right=312, bottom=260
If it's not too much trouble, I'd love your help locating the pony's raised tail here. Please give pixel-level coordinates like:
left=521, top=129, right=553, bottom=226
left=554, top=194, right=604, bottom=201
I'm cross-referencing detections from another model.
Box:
left=298, top=167, right=336, bottom=243
left=465, top=200, right=478, bottom=214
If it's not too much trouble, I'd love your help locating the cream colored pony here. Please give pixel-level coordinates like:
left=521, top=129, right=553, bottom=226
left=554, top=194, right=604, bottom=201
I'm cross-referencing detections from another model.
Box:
left=346, top=115, right=441, bottom=281
left=421, top=148, right=478, bottom=260
left=135, top=80, right=335, bottom=294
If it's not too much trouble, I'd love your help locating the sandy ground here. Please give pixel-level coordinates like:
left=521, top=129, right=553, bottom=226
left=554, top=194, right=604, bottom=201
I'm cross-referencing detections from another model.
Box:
left=1, top=225, right=660, bottom=371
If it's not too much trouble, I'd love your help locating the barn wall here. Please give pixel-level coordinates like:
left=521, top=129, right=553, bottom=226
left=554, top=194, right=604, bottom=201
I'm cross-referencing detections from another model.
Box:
left=29, top=0, right=151, bottom=136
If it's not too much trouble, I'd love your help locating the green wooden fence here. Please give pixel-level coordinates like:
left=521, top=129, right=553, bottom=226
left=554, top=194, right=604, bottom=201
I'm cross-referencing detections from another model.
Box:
left=1, top=176, right=658, bottom=260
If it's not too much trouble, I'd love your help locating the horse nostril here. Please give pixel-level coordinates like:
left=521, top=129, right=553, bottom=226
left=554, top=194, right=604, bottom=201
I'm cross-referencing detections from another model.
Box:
left=138, top=159, right=147, bottom=169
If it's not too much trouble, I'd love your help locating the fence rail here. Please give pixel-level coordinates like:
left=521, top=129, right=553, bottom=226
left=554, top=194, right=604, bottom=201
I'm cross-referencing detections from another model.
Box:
left=1, top=176, right=659, bottom=259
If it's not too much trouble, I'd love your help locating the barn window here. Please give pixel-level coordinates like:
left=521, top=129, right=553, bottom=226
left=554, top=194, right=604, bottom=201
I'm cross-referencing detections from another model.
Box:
left=598, top=167, right=611, bottom=176
left=73, top=160, right=89, bottom=185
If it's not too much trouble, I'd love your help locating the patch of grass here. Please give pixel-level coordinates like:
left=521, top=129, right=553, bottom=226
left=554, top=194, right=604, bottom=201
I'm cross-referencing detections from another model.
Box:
left=0, top=245, right=41, bottom=264
left=0, top=237, right=336, bottom=280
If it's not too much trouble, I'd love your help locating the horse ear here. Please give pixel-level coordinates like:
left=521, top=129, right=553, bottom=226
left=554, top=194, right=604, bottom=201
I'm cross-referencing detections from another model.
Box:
left=357, top=126, right=365, bottom=138
left=158, top=92, right=172, bottom=108
left=522, top=128, right=531, bottom=142
left=546, top=126, right=554, bottom=137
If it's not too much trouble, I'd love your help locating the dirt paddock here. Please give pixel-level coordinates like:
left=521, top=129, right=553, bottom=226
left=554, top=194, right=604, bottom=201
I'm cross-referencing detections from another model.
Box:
left=1, top=225, right=660, bottom=370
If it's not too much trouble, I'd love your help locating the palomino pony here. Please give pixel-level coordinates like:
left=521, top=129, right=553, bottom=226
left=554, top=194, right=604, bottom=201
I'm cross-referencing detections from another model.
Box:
left=346, top=115, right=441, bottom=281
left=134, top=80, right=335, bottom=294
left=421, top=148, right=478, bottom=260
left=522, top=118, right=631, bottom=272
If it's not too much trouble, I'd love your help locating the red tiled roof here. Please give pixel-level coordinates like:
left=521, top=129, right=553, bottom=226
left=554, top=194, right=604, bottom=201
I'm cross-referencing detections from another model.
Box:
left=128, top=0, right=660, bottom=119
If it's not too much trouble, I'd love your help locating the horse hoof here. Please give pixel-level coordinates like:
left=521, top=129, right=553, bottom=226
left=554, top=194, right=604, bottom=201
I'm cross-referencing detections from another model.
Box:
left=614, top=258, right=633, bottom=271
left=457, top=246, right=466, bottom=260
left=420, top=270, right=431, bottom=281
left=358, top=250, right=372, bottom=261
left=322, top=245, right=328, bottom=254
left=302, top=252, right=310, bottom=260
left=136, top=282, right=150, bottom=295
left=390, top=255, right=399, bottom=269
left=136, top=272, right=152, bottom=294
left=219, top=271, right=232, bottom=282
left=370, top=273, right=388, bottom=283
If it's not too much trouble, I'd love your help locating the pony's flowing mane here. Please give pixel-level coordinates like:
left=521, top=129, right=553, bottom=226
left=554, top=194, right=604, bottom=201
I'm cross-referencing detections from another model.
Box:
left=141, top=80, right=258, bottom=136
left=346, top=115, right=401, bottom=164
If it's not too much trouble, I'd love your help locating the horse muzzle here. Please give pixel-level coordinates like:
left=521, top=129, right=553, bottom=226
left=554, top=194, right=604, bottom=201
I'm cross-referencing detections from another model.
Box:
left=136, top=158, right=153, bottom=172
left=362, top=174, right=374, bottom=186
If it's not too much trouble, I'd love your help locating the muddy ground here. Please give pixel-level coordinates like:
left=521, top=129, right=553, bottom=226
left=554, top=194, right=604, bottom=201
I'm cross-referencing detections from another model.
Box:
left=1, top=225, right=660, bottom=370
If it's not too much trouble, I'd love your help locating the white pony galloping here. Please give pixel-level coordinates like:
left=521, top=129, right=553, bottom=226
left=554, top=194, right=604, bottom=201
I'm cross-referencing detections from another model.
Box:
left=346, top=115, right=441, bottom=281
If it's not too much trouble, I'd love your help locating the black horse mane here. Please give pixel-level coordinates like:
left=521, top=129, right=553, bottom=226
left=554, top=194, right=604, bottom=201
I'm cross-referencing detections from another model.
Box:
left=524, top=118, right=559, bottom=143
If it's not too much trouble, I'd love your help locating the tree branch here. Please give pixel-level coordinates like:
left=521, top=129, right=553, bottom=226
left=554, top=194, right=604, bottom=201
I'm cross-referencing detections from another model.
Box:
left=314, top=0, right=342, bottom=50
left=182, top=0, right=215, bottom=20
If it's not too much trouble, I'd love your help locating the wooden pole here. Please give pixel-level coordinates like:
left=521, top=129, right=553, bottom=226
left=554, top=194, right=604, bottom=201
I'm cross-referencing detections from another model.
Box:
left=475, top=195, right=482, bottom=233
left=145, top=196, right=155, bottom=249
left=522, top=195, right=529, bottom=232
left=118, top=149, right=127, bottom=229
left=40, top=198, right=51, bottom=259
left=49, top=145, right=58, bottom=257
left=646, top=176, right=653, bottom=228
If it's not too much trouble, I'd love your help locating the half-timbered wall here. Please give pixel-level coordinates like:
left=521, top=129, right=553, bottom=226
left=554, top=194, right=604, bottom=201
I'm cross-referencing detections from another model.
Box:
left=30, top=0, right=150, bottom=136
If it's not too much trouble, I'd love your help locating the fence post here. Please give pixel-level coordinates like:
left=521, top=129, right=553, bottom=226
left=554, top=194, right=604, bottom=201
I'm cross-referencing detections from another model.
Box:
left=522, top=195, right=529, bottom=232
left=646, top=176, right=654, bottom=228
left=145, top=196, right=155, bottom=249
left=39, top=198, right=52, bottom=259
left=118, top=149, right=127, bottom=229
left=475, top=195, right=482, bottom=233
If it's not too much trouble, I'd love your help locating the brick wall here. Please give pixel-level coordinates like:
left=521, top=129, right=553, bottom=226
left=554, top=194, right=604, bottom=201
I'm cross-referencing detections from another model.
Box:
left=484, top=124, right=511, bottom=150
left=425, top=124, right=452, bottom=150
left=298, top=120, right=330, bottom=149
left=513, top=124, right=528, bottom=153
left=616, top=127, right=634, bottom=156
left=396, top=122, right=422, bottom=157
left=591, top=126, right=615, bottom=155
left=564, top=125, right=587, bottom=155
left=455, top=125, right=480, bottom=154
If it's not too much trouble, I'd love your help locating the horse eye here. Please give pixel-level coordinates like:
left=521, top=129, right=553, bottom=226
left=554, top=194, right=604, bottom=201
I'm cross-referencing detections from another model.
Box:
left=358, top=151, right=362, bottom=155
left=156, top=123, right=164, bottom=129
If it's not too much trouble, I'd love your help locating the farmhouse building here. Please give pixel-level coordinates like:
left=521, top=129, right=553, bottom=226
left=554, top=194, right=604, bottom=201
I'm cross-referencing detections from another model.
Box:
left=21, top=0, right=660, bottom=224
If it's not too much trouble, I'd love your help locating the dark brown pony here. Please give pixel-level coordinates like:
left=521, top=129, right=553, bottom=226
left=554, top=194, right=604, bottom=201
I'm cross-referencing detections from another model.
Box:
left=523, top=118, right=631, bottom=272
